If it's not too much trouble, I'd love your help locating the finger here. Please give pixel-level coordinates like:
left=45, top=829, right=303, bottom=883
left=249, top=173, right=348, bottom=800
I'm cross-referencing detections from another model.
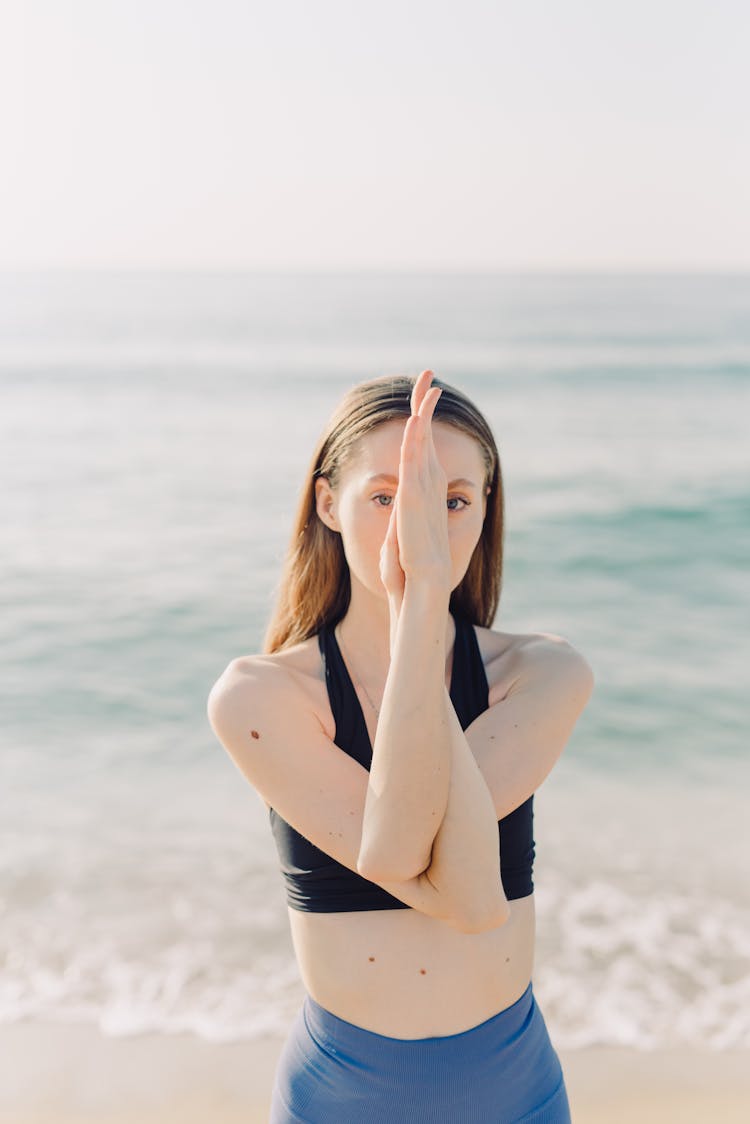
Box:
left=415, top=387, right=441, bottom=470
left=400, top=413, right=420, bottom=456
left=410, top=369, right=434, bottom=417
left=410, top=370, right=429, bottom=414
left=418, top=385, right=442, bottom=421
left=400, top=415, right=422, bottom=477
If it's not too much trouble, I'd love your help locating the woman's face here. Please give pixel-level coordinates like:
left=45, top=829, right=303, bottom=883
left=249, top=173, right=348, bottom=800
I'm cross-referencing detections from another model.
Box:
left=315, top=418, right=490, bottom=599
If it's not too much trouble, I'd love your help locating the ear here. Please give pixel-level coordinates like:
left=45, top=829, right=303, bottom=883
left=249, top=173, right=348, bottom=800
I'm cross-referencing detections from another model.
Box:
left=314, top=475, right=340, bottom=533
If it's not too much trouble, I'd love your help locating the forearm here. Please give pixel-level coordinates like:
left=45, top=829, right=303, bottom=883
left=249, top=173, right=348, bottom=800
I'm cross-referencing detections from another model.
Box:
left=357, top=583, right=452, bottom=881
left=424, top=687, right=510, bottom=929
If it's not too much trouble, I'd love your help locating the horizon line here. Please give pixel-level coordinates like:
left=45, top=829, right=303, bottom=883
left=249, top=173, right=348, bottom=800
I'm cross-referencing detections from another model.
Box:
left=2, top=264, right=750, bottom=276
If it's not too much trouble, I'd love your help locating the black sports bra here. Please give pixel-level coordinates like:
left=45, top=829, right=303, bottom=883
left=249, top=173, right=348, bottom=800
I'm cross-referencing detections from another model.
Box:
left=268, top=610, right=535, bottom=912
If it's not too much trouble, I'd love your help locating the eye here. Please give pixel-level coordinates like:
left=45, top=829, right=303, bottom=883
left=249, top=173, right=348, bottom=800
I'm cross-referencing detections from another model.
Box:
left=372, top=493, right=470, bottom=511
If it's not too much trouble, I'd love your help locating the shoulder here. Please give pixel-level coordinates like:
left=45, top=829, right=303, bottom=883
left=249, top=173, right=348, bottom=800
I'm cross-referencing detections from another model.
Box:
left=207, top=654, right=287, bottom=736
left=219, top=632, right=324, bottom=690
left=207, top=635, right=328, bottom=748
left=207, top=640, right=331, bottom=814
left=472, top=623, right=594, bottom=705
left=210, top=635, right=322, bottom=708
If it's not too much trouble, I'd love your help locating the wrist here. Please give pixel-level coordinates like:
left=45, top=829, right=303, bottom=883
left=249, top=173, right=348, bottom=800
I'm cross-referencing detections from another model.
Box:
left=401, top=578, right=451, bottom=611
left=387, top=583, right=451, bottom=658
left=387, top=596, right=401, bottom=657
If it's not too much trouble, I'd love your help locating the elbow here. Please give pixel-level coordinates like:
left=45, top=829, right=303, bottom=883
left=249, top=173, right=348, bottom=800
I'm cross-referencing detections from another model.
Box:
left=356, top=853, right=428, bottom=884
left=356, top=828, right=432, bottom=885
left=454, top=899, right=512, bottom=934
left=356, top=839, right=431, bottom=883
left=355, top=853, right=380, bottom=881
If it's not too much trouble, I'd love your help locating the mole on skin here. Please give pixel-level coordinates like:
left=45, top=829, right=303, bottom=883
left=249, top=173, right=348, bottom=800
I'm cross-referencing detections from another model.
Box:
left=250, top=730, right=260, bottom=739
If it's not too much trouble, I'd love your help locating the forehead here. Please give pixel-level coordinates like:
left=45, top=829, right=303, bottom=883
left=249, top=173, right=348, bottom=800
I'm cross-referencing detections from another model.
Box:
left=346, top=418, right=485, bottom=482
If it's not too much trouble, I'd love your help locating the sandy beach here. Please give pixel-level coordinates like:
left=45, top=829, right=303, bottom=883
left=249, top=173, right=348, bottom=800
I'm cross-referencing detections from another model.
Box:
left=0, top=1020, right=748, bottom=1123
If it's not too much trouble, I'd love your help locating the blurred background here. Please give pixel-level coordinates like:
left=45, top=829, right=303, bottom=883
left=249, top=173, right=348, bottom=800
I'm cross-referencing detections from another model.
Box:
left=1, top=1, right=749, bottom=1119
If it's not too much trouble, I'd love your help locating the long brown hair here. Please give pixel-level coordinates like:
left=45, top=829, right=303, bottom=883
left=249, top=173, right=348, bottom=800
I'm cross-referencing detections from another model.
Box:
left=262, top=373, right=504, bottom=653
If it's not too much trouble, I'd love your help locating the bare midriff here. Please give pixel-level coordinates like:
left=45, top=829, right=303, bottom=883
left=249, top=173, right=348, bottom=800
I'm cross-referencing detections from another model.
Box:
left=287, top=893, right=535, bottom=1038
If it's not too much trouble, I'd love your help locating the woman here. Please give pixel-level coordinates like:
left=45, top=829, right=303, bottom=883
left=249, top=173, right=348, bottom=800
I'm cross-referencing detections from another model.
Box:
left=208, top=369, right=594, bottom=1122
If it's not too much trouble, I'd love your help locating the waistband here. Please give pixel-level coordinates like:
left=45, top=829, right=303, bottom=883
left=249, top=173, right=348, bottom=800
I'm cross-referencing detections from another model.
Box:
left=303, top=980, right=534, bottom=1065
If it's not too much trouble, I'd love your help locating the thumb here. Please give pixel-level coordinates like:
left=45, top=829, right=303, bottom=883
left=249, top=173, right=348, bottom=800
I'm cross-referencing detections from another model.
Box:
left=387, top=493, right=398, bottom=540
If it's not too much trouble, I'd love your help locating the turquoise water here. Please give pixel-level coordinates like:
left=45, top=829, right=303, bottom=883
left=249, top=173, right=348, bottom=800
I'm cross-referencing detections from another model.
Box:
left=1, top=270, right=748, bottom=1049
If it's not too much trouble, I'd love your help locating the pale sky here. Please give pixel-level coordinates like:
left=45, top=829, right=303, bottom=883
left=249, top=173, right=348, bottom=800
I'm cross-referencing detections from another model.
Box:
left=3, top=0, right=748, bottom=270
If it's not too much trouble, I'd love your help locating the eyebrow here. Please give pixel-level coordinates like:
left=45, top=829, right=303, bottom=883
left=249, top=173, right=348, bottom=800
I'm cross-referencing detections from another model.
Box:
left=366, top=472, right=477, bottom=490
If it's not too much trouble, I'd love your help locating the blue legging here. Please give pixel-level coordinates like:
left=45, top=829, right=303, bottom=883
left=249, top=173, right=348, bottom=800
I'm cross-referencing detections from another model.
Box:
left=270, top=980, right=571, bottom=1123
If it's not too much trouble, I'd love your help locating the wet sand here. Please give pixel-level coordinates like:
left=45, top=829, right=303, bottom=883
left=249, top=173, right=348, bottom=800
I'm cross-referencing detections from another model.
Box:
left=0, top=1020, right=748, bottom=1123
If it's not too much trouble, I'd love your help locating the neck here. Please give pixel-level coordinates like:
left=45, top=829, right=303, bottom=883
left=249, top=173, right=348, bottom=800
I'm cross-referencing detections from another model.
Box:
left=335, top=576, right=456, bottom=694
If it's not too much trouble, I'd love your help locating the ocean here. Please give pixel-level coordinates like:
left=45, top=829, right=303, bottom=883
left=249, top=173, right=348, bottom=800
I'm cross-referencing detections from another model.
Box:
left=1, top=269, right=748, bottom=1051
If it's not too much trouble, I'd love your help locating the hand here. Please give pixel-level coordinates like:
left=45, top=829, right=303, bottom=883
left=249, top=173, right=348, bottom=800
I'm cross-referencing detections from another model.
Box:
left=393, top=369, right=451, bottom=590
left=379, top=369, right=442, bottom=607
left=380, top=488, right=406, bottom=611
left=381, top=491, right=405, bottom=658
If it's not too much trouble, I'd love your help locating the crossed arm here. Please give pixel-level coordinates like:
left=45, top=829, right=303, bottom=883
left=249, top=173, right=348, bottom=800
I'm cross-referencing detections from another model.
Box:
left=356, top=583, right=595, bottom=932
